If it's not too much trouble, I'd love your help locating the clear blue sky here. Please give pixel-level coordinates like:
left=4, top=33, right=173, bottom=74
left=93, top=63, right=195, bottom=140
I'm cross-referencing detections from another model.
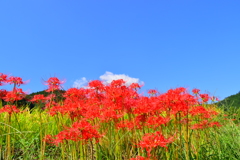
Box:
left=1, top=0, right=240, bottom=100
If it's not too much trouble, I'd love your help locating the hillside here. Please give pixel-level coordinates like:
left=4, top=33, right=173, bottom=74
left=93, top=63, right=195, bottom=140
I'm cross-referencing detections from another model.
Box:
left=217, top=92, right=240, bottom=108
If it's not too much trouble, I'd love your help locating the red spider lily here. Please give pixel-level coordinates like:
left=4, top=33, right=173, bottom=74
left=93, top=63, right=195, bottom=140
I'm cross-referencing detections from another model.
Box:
left=134, top=114, right=148, bottom=128
left=190, top=106, right=208, bottom=116
left=208, top=121, right=222, bottom=127
left=137, top=131, right=174, bottom=157
left=133, top=97, right=153, bottom=115
left=88, top=80, right=104, bottom=91
left=203, top=109, right=219, bottom=119
left=199, top=93, right=209, bottom=102
left=6, top=76, right=27, bottom=87
left=52, top=79, right=140, bottom=122
left=191, top=120, right=222, bottom=130
left=145, top=116, right=171, bottom=129
left=192, top=88, right=200, bottom=94
left=116, top=115, right=149, bottom=131
left=37, top=78, right=225, bottom=160
left=129, top=83, right=141, bottom=90
left=130, top=156, right=150, bottom=160
left=55, top=88, right=92, bottom=120
left=48, top=105, right=65, bottom=116
left=98, top=108, right=123, bottom=122
left=29, top=94, right=46, bottom=103
left=50, top=120, right=102, bottom=145
left=64, top=88, right=89, bottom=101
left=0, top=105, right=20, bottom=115
left=148, top=89, right=158, bottom=95
left=115, top=119, right=136, bottom=131
left=45, top=101, right=58, bottom=110
left=190, top=106, right=219, bottom=119
left=0, top=89, right=7, bottom=99
left=3, top=88, right=26, bottom=102
left=45, top=93, right=56, bottom=101
left=45, top=77, right=64, bottom=92
left=157, top=87, right=198, bottom=115
left=110, top=79, right=126, bottom=87
left=102, top=83, right=139, bottom=113
left=0, top=73, right=8, bottom=86
left=48, top=102, right=84, bottom=117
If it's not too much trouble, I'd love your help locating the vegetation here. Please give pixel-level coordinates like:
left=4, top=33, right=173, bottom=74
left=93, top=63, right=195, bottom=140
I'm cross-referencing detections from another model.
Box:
left=0, top=73, right=239, bottom=160
left=217, top=92, right=240, bottom=108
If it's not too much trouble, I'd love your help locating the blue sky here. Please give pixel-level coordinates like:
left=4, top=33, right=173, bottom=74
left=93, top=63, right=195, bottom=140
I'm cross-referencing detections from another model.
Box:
left=1, top=0, right=240, bottom=100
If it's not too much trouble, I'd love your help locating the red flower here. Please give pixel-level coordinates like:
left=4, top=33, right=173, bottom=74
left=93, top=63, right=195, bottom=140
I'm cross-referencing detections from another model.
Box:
left=0, top=105, right=20, bottom=115
left=137, top=131, right=174, bottom=157
left=190, top=106, right=207, bottom=116
left=192, top=88, right=200, bottom=94
left=88, top=80, right=104, bottom=90
left=145, top=116, right=171, bottom=129
left=0, top=73, right=8, bottom=86
left=115, top=120, right=136, bottom=131
left=0, top=89, right=7, bottom=100
left=129, top=83, right=141, bottom=90
left=51, top=120, right=102, bottom=145
left=191, top=120, right=222, bottom=130
left=3, top=88, right=26, bottom=102
left=45, top=77, right=64, bottom=92
left=130, top=156, right=150, bottom=160
left=45, top=93, right=56, bottom=101
left=110, top=79, right=126, bottom=87
left=30, top=94, right=46, bottom=103
left=148, top=89, right=158, bottom=95
left=7, top=76, right=26, bottom=87
left=48, top=105, right=65, bottom=116
left=208, top=121, right=222, bottom=127
left=199, top=94, right=209, bottom=102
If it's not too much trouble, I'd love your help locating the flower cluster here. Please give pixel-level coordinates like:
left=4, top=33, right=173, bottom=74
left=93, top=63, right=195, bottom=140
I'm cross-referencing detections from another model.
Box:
left=0, top=73, right=8, bottom=86
left=3, top=88, right=26, bottom=102
left=0, top=73, right=27, bottom=103
left=7, top=76, right=26, bottom=87
left=30, top=94, right=46, bottom=103
left=0, top=105, right=20, bottom=115
left=45, top=77, right=64, bottom=92
left=0, top=73, right=223, bottom=159
left=44, top=119, right=102, bottom=146
left=137, top=131, right=174, bottom=157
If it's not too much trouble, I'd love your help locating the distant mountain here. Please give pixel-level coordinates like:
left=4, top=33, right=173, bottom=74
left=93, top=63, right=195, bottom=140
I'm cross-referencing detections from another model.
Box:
left=217, top=92, right=240, bottom=108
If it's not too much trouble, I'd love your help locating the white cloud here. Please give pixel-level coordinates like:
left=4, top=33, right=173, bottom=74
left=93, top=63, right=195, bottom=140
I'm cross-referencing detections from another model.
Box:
left=72, top=77, right=88, bottom=88
left=99, top=71, right=144, bottom=86
left=72, top=72, right=143, bottom=88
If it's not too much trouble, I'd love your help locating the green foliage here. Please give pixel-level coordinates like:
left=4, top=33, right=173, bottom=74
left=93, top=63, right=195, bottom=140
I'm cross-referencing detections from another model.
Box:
left=217, top=92, right=240, bottom=108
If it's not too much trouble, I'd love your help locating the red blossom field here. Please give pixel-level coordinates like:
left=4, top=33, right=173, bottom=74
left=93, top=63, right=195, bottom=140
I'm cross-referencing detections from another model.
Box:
left=0, top=73, right=239, bottom=160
